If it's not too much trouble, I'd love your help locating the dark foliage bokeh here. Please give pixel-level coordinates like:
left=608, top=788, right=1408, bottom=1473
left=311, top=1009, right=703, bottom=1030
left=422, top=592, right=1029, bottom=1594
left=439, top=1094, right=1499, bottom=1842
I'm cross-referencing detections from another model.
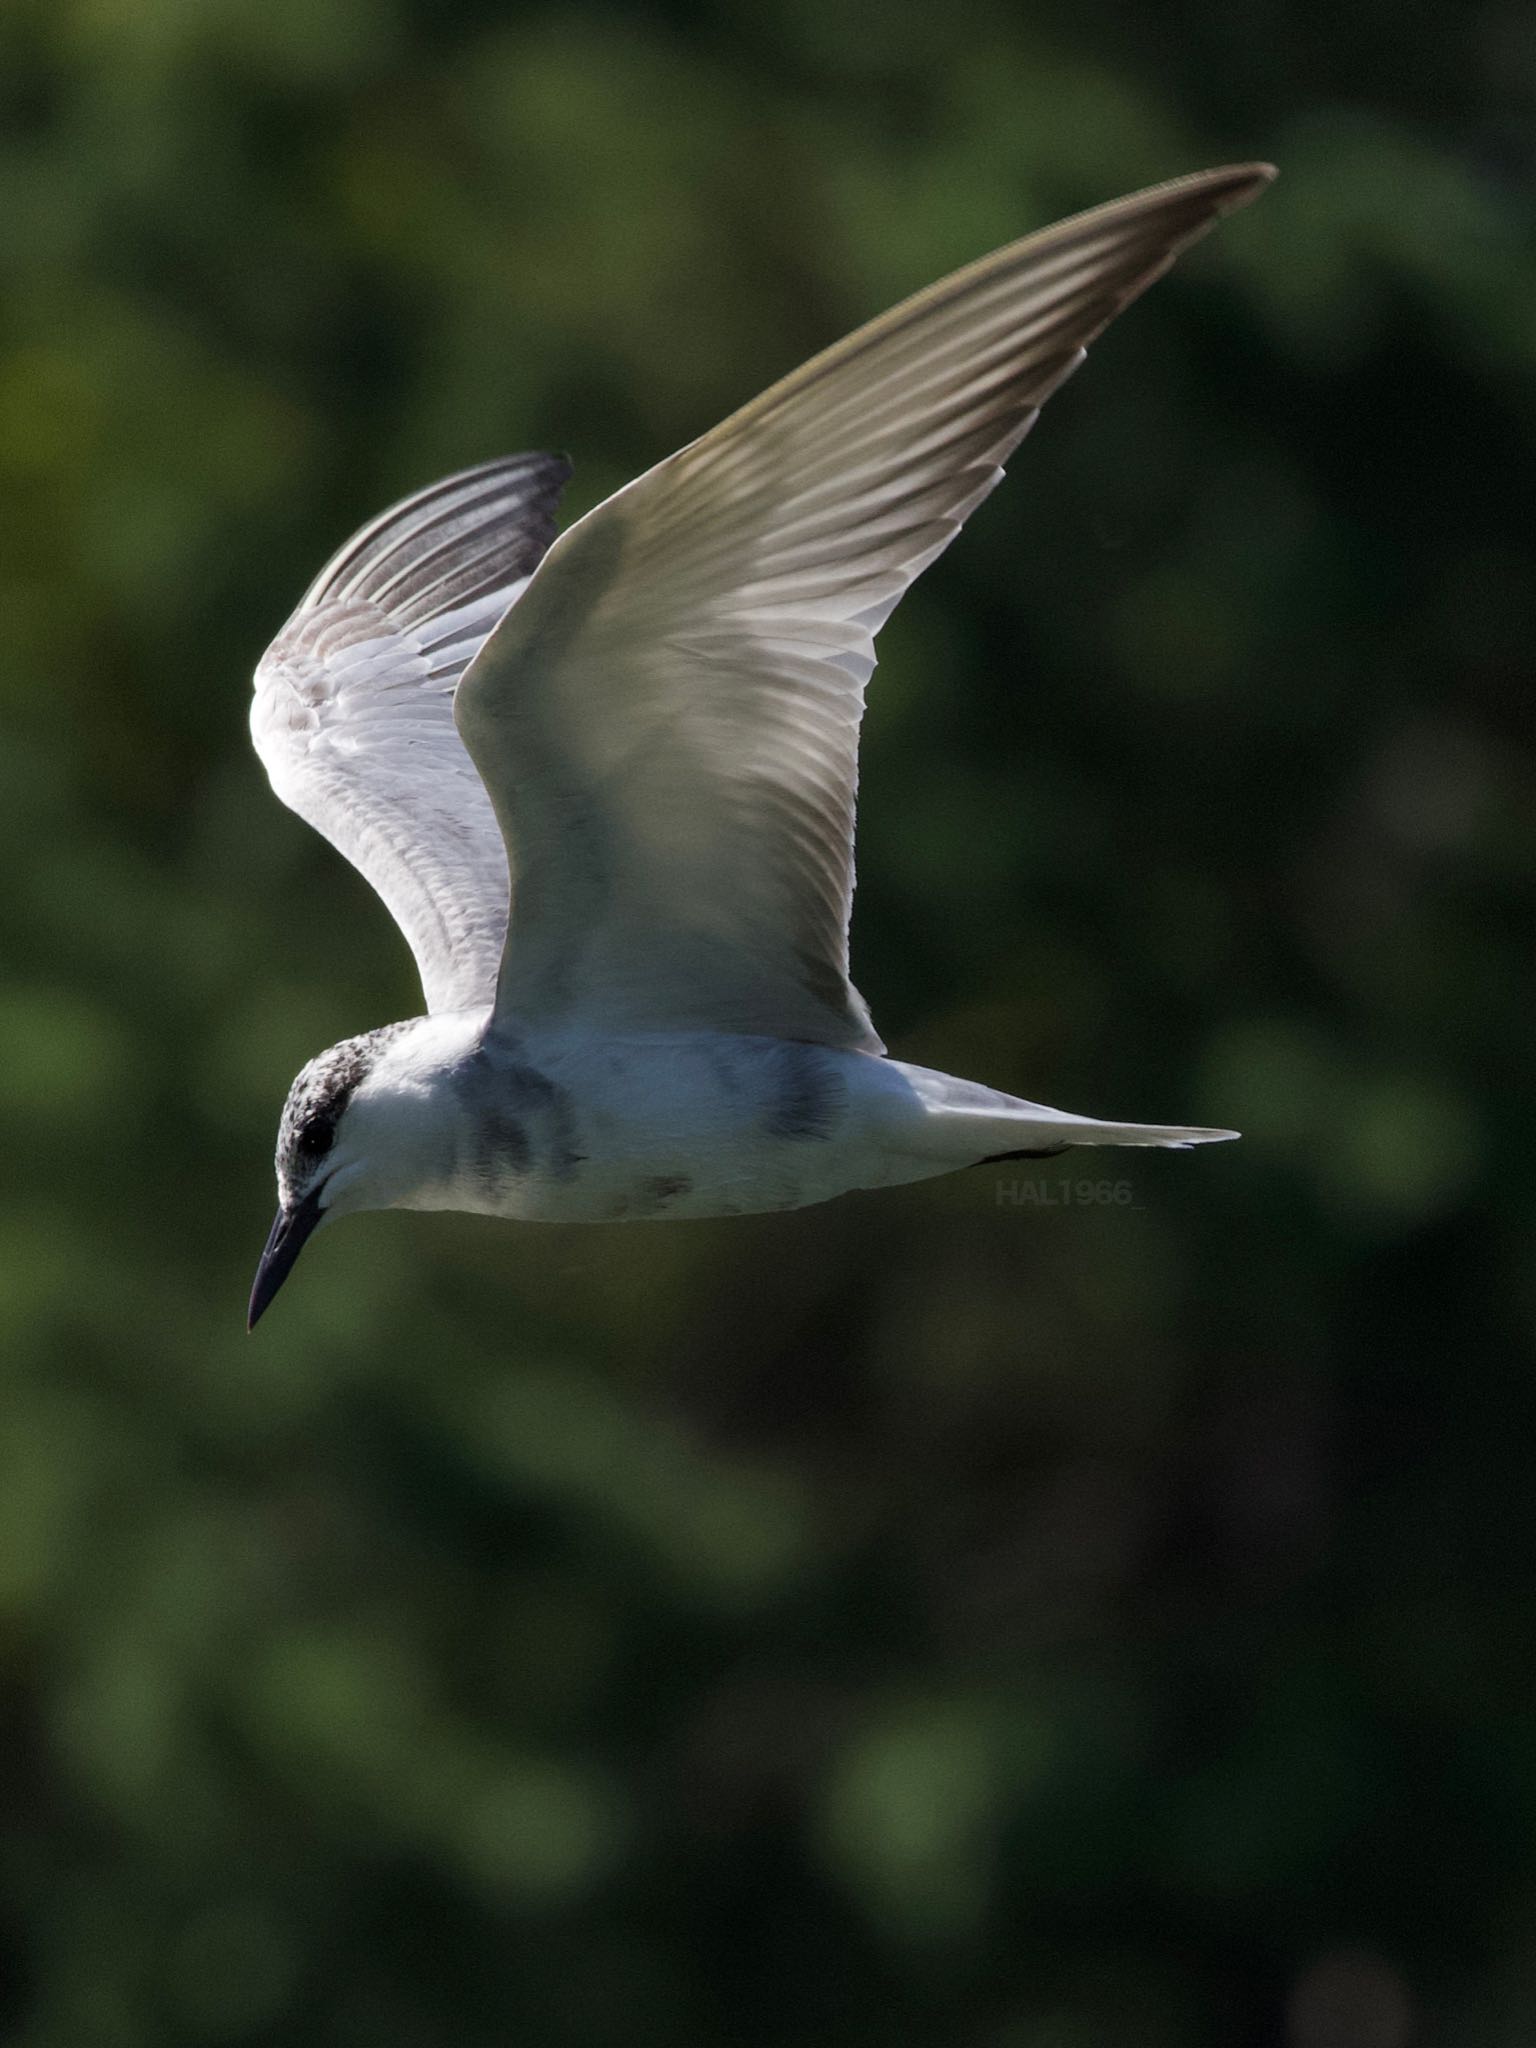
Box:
left=1, top=2, right=1532, bottom=2043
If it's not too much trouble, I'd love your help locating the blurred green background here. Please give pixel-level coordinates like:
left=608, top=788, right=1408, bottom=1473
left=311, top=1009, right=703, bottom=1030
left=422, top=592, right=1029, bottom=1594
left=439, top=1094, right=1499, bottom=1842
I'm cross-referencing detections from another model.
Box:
left=2, top=1, right=1533, bottom=2043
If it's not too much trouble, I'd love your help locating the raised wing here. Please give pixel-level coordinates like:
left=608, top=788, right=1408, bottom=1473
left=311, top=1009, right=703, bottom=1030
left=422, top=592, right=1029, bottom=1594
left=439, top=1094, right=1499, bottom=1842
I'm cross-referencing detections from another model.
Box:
left=252, top=452, right=572, bottom=1013
left=455, top=166, right=1272, bottom=1051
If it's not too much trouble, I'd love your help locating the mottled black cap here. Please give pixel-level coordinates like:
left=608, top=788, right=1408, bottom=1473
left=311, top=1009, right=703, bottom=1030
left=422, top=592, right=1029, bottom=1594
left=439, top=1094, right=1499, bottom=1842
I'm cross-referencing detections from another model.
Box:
left=276, top=1022, right=407, bottom=1192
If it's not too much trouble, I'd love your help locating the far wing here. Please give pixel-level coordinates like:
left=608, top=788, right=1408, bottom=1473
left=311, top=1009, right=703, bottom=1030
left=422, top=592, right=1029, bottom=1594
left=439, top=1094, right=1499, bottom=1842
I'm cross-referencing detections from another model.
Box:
left=252, top=454, right=571, bottom=1013
left=455, top=167, right=1271, bottom=1050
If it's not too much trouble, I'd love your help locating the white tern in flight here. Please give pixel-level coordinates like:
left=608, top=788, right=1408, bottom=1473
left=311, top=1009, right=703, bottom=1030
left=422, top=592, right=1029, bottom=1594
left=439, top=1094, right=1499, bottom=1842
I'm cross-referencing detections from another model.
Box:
left=247, top=164, right=1271, bottom=1326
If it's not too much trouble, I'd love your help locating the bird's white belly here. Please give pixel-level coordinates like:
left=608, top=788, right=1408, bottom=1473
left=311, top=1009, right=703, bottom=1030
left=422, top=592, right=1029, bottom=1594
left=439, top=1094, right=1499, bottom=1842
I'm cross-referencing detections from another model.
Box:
left=441, top=1029, right=947, bottom=1223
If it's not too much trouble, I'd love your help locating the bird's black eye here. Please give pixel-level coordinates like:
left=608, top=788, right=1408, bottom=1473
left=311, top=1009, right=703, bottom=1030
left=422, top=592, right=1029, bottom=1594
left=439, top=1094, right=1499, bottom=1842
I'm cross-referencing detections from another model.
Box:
left=295, top=1117, right=334, bottom=1164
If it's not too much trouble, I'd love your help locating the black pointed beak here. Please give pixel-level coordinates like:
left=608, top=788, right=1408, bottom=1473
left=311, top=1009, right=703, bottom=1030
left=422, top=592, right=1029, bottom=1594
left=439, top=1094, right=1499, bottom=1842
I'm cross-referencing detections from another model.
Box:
left=248, top=1187, right=325, bottom=1330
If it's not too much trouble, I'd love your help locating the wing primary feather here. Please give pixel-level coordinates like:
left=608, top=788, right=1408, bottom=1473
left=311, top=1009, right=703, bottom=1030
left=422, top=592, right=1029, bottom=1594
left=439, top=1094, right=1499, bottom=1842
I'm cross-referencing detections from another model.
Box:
left=306, top=454, right=571, bottom=611
left=251, top=452, right=573, bottom=1013
left=454, top=167, right=1272, bottom=1051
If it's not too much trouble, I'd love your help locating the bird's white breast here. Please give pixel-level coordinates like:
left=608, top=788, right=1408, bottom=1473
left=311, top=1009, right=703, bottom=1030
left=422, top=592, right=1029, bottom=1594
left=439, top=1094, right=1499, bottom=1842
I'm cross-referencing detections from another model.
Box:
left=432, top=1027, right=943, bottom=1223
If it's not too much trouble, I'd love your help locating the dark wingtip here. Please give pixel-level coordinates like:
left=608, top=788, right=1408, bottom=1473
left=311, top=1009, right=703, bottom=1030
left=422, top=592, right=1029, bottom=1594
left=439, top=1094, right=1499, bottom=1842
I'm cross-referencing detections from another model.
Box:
left=1211, top=161, right=1278, bottom=209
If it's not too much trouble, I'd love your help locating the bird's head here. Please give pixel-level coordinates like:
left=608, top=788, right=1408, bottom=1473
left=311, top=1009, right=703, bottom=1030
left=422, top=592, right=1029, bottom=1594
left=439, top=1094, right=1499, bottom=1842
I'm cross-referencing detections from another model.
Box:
left=248, top=1016, right=476, bottom=1328
left=247, top=1029, right=385, bottom=1328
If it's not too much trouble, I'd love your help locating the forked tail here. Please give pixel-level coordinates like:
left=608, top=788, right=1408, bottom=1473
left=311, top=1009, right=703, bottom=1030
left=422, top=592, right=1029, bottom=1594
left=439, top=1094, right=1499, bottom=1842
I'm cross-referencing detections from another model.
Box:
left=881, top=1060, right=1238, bottom=1164
left=972, top=1113, right=1239, bottom=1160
